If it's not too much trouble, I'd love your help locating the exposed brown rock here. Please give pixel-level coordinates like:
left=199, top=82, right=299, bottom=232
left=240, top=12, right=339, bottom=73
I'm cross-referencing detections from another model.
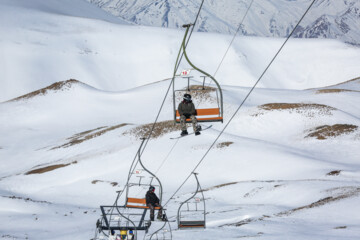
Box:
left=334, top=226, right=347, bottom=229
left=8, top=79, right=80, bottom=102
left=52, top=124, right=129, bottom=149
left=91, top=179, right=119, bottom=187
left=123, top=120, right=181, bottom=139
left=201, top=182, right=238, bottom=192
left=306, top=124, right=358, bottom=140
left=216, top=141, right=234, bottom=148
left=253, top=103, right=336, bottom=118
left=25, top=162, right=77, bottom=175
left=327, top=170, right=341, bottom=176
left=315, top=89, right=358, bottom=94
left=259, top=103, right=335, bottom=111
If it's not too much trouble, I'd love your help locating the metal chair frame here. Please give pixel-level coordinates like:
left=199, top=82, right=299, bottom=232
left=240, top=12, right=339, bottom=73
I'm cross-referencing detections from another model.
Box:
left=172, top=24, right=224, bottom=124
left=177, top=173, right=206, bottom=229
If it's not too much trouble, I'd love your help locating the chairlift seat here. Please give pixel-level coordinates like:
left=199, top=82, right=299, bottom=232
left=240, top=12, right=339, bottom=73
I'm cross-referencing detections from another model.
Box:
left=176, top=108, right=223, bottom=123
left=179, top=220, right=205, bottom=228
left=126, top=198, right=161, bottom=210
left=99, top=205, right=151, bottom=232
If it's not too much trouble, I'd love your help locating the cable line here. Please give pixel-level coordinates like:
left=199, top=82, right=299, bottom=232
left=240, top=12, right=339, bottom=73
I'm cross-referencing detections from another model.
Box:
left=129, top=0, right=206, bottom=183
left=179, top=24, right=224, bottom=121
left=213, top=0, right=255, bottom=77
left=151, top=0, right=255, bottom=190
left=101, top=0, right=207, bottom=226
left=163, top=0, right=317, bottom=207
left=154, top=139, right=180, bottom=175
left=143, top=0, right=253, bottom=178
left=139, top=0, right=205, bottom=157
left=195, top=0, right=254, bottom=110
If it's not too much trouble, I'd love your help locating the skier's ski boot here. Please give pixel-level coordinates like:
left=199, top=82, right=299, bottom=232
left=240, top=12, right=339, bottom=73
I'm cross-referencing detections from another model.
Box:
left=195, top=125, right=201, bottom=136
left=181, top=130, right=188, bottom=136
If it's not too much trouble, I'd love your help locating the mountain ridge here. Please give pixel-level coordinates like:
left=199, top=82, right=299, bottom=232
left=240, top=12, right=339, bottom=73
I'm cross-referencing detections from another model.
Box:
left=87, top=0, right=360, bottom=45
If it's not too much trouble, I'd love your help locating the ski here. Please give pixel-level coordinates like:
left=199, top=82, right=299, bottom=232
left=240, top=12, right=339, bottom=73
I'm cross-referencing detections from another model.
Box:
left=170, top=125, right=212, bottom=139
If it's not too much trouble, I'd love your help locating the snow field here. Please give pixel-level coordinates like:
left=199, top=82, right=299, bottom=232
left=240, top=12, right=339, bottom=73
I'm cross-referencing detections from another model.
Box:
left=1, top=1, right=360, bottom=239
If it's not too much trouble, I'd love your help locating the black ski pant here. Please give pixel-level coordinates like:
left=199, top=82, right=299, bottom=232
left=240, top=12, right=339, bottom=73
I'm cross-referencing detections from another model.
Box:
left=147, top=203, right=162, bottom=220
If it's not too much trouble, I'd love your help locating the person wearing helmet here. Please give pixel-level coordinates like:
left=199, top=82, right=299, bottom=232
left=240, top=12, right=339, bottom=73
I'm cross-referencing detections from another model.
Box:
left=128, top=230, right=134, bottom=240
left=178, top=93, right=200, bottom=136
left=108, top=230, right=120, bottom=240
left=145, top=186, right=163, bottom=221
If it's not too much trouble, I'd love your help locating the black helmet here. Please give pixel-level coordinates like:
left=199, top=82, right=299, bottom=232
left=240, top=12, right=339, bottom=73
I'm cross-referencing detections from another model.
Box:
left=183, top=94, right=191, bottom=102
left=149, top=186, right=155, bottom=191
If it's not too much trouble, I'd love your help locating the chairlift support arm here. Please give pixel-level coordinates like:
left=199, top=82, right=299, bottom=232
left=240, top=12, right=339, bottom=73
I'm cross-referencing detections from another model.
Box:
left=173, top=24, right=224, bottom=123
left=181, top=25, right=223, bottom=118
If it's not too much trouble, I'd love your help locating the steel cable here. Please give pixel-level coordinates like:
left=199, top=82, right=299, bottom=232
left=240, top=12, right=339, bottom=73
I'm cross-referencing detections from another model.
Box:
left=140, top=0, right=205, bottom=156
left=213, top=0, right=255, bottom=78
left=101, top=2, right=207, bottom=234
left=164, top=0, right=317, bottom=207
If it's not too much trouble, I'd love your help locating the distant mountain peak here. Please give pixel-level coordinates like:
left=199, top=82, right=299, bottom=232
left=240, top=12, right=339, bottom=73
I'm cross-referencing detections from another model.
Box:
left=87, top=0, right=360, bottom=45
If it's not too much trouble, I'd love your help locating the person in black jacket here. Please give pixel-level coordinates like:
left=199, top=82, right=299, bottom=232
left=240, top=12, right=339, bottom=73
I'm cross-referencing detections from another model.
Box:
left=178, top=93, right=200, bottom=136
left=146, top=186, right=163, bottom=221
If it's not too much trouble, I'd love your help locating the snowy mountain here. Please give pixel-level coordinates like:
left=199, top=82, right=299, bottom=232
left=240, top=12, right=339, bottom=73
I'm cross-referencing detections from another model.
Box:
left=1, top=76, right=360, bottom=239
left=86, top=0, right=360, bottom=45
left=2, top=0, right=360, bottom=102
left=1, top=0, right=360, bottom=240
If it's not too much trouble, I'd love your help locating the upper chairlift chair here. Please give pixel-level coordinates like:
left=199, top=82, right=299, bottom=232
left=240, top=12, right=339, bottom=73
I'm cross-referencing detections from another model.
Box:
left=172, top=24, right=224, bottom=124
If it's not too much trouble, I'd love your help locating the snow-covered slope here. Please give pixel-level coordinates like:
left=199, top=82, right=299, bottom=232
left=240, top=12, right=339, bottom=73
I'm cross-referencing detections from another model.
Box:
left=87, top=0, right=360, bottom=45
left=1, top=77, right=360, bottom=239
left=1, top=1, right=360, bottom=240
left=1, top=0, right=360, bottom=102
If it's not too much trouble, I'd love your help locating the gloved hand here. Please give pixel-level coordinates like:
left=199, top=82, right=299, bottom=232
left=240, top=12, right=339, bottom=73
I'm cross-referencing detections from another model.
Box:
left=183, top=113, right=191, bottom=119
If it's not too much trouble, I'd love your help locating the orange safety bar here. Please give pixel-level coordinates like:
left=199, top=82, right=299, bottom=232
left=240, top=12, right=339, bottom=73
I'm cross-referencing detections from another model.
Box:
left=126, top=198, right=161, bottom=209
left=176, top=108, right=220, bottom=116
left=176, top=108, right=222, bottom=123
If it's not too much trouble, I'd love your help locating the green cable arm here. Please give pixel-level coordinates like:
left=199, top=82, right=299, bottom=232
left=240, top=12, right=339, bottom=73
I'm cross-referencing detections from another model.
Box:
left=181, top=25, right=224, bottom=119
left=172, top=27, right=189, bottom=123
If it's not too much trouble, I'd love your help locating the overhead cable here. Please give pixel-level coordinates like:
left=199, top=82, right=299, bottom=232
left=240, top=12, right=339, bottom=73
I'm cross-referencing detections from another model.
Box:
left=164, top=0, right=317, bottom=207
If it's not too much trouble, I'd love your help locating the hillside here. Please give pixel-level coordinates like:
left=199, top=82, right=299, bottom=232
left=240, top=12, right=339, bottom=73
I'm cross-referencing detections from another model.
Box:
left=2, top=0, right=360, bottom=102
left=1, top=77, right=360, bottom=239
left=1, top=1, right=360, bottom=240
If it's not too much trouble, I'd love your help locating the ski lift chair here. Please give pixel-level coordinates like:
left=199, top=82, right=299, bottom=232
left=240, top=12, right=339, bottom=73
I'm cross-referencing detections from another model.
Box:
left=172, top=23, right=224, bottom=124
left=173, top=76, right=223, bottom=123
left=95, top=139, right=165, bottom=240
left=177, top=173, right=206, bottom=229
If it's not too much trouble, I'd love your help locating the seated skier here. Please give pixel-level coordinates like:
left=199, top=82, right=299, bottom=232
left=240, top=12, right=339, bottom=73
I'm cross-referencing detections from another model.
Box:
left=128, top=230, right=134, bottom=240
left=178, top=93, right=201, bottom=136
left=108, top=230, right=120, bottom=240
left=145, top=186, right=163, bottom=221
